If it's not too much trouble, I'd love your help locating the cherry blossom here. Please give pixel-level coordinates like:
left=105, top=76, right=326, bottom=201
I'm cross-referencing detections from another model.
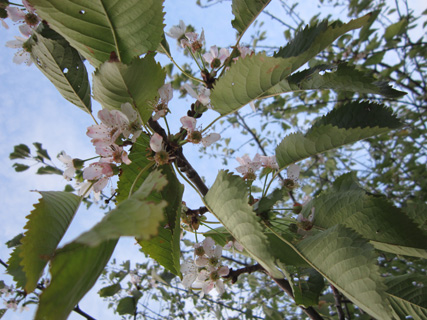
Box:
left=95, top=143, right=131, bottom=165
left=260, top=155, right=279, bottom=170
left=150, top=133, right=171, bottom=165
left=194, top=237, right=222, bottom=267
left=167, top=20, right=186, bottom=40
left=181, top=30, right=205, bottom=53
left=181, top=259, right=199, bottom=289
left=234, top=45, right=254, bottom=61
left=180, top=116, right=220, bottom=147
left=5, top=36, right=32, bottom=65
left=153, top=83, right=173, bottom=121
left=283, top=163, right=301, bottom=190
left=203, top=45, right=230, bottom=69
left=235, top=153, right=262, bottom=179
left=120, top=102, right=142, bottom=142
left=3, top=298, right=18, bottom=311
left=82, top=162, right=115, bottom=193
left=192, top=265, right=229, bottom=296
left=183, top=83, right=210, bottom=106
left=224, top=240, right=244, bottom=253
left=150, top=133, right=164, bottom=153
left=58, top=151, right=76, bottom=180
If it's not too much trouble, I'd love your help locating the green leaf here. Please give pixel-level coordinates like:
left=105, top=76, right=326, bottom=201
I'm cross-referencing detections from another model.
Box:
left=384, top=19, right=408, bottom=41
left=19, top=192, right=81, bottom=292
left=295, top=225, right=392, bottom=319
left=36, top=166, right=63, bottom=175
left=9, top=144, right=31, bottom=160
left=6, top=246, right=27, bottom=289
left=205, top=170, right=282, bottom=278
left=138, top=167, right=183, bottom=276
left=29, top=23, right=92, bottom=114
left=301, top=173, right=427, bottom=258
left=274, top=14, right=371, bottom=71
left=281, top=64, right=406, bottom=98
left=33, top=142, right=51, bottom=161
left=93, top=55, right=165, bottom=123
left=76, top=170, right=168, bottom=246
left=12, top=163, right=30, bottom=172
left=211, top=53, right=294, bottom=115
left=35, top=240, right=116, bottom=320
left=116, top=133, right=152, bottom=203
left=29, top=0, right=165, bottom=67
left=0, top=309, right=5, bottom=318
left=275, top=102, right=401, bottom=169
left=231, top=0, right=271, bottom=37
left=5, top=233, right=24, bottom=248
left=385, top=274, right=427, bottom=319
left=116, top=296, right=137, bottom=315
left=98, top=283, right=121, bottom=297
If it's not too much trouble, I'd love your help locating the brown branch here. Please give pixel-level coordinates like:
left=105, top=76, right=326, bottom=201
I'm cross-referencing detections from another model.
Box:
left=74, top=305, right=96, bottom=320
left=175, top=147, right=209, bottom=196
left=224, top=263, right=263, bottom=283
left=331, top=285, right=346, bottom=320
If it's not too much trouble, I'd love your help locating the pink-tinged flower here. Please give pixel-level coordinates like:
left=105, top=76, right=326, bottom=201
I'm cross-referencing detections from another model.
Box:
left=181, top=259, right=199, bottom=289
left=180, top=116, right=220, bottom=147
left=234, top=45, right=253, bottom=61
left=58, top=151, right=76, bottom=180
left=4, top=298, right=18, bottom=311
left=183, top=83, right=210, bottom=106
left=203, top=46, right=230, bottom=69
left=153, top=83, right=173, bottom=121
left=0, top=284, right=14, bottom=297
left=167, top=20, right=186, bottom=40
left=236, top=153, right=262, bottom=179
left=224, top=240, right=244, bottom=253
left=193, top=265, right=229, bottom=297
left=82, top=162, right=114, bottom=193
left=260, top=155, right=279, bottom=170
left=181, top=30, right=205, bottom=53
left=87, top=109, right=128, bottom=147
left=5, top=7, right=26, bottom=22
left=95, top=144, right=131, bottom=165
left=5, top=36, right=32, bottom=66
left=194, top=237, right=222, bottom=267
left=283, top=164, right=301, bottom=190
left=77, top=181, right=100, bottom=201
left=120, top=102, right=142, bottom=142
left=150, top=133, right=163, bottom=153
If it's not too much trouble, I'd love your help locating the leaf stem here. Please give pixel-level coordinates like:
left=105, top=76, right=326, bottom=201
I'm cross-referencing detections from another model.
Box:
left=172, top=161, right=203, bottom=200
left=201, top=115, right=223, bottom=134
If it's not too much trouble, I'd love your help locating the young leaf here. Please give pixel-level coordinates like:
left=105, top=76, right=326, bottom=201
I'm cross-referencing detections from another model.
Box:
left=19, top=192, right=81, bottom=293
left=75, top=170, right=168, bottom=246
left=29, top=0, right=165, bottom=67
left=296, top=225, right=393, bottom=319
left=231, top=0, right=271, bottom=38
left=138, top=167, right=184, bottom=276
left=385, top=274, right=427, bottom=319
left=33, top=142, right=51, bottom=161
left=267, top=63, right=406, bottom=99
left=300, top=173, right=427, bottom=258
left=12, top=163, right=30, bottom=172
left=98, top=283, right=121, bottom=297
left=35, top=240, right=117, bottom=320
left=93, top=55, right=165, bottom=123
left=205, top=170, right=283, bottom=278
left=9, top=144, right=31, bottom=160
left=275, top=101, right=401, bottom=169
left=36, top=166, right=63, bottom=175
left=274, top=14, right=371, bottom=72
left=29, top=23, right=92, bottom=114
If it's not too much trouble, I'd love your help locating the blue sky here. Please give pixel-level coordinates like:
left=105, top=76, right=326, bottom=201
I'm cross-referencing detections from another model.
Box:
left=0, top=0, right=425, bottom=319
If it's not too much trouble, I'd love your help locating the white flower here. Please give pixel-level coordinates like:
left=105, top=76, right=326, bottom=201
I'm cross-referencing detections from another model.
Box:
left=0, top=285, right=14, bottom=297
left=167, top=20, right=186, bottom=40
left=287, top=164, right=300, bottom=181
left=260, top=155, right=279, bottom=170
left=95, top=143, right=131, bottom=165
left=236, top=153, right=262, bottom=178
left=82, top=162, right=114, bottom=193
left=193, top=265, right=229, bottom=297
left=180, top=116, right=220, bottom=147
left=181, top=259, right=199, bottom=289
left=4, top=298, right=18, bottom=311
left=194, top=237, right=222, bottom=267
left=153, top=83, right=173, bottom=121
left=150, top=133, right=164, bottom=153
left=5, top=36, right=32, bottom=66
left=181, top=30, right=205, bottom=52
left=203, top=45, right=230, bottom=68
left=58, top=151, right=76, bottom=181
left=183, top=83, right=211, bottom=106
left=120, top=102, right=142, bottom=142
left=77, top=181, right=100, bottom=200
left=234, top=45, right=253, bottom=61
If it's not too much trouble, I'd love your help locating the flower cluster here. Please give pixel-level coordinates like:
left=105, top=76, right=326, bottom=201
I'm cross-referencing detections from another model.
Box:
left=181, top=237, right=229, bottom=296
left=3, top=1, right=41, bottom=65
left=149, top=133, right=172, bottom=166
left=152, top=83, right=173, bottom=121
left=181, top=30, right=205, bottom=53
left=180, top=116, right=220, bottom=147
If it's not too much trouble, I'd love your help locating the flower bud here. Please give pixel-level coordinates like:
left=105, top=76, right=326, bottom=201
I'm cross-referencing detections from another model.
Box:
left=292, top=202, right=302, bottom=214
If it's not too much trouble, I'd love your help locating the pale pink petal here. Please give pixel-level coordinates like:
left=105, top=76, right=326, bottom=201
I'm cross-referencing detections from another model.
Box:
left=22, top=0, right=36, bottom=13
left=213, top=245, right=222, bottom=259
left=218, top=47, right=230, bottom=63
left=83, top=166, right=103, bottom=180
left=197, top=87, right=210, bottom=106
left=77, top=182, right=93, bottom=197
left=159, top=83, right=173, bottom=103
left=121, top=151, right=131, bottom=165
left=5, top=37, right=25, bottom=49
left=120, top=102, right=137, bottom=122
left=182, top=273, right=197, bottom=289
left=19, top=24, right=32, bottom=37
left=287, top=164, right=300, bottom=181
left=63, top=167, right=76, bottom=180
left=1, top=19, right=9, bottom=29
left=180, top=116, right=197, bottom=132
left=201, top=133, right=220, bottom=147
left=6, top=7, right=26, bottom=22
left=167, top=20, right=186, bottom=39
left=215, top=279, right=225, bottom=295
left=234, top=241, right=244, bottom=252
left=249, top=101, right=256, bottom=112
left=218, top=265, right=230, bottom=277
left=195, top=256, right=209, bottom=267
left=150, top=133, right=163, bottom=153
left=93, top=176, right=109, bottom=192
left=183, top=83, right=198, bottom=100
